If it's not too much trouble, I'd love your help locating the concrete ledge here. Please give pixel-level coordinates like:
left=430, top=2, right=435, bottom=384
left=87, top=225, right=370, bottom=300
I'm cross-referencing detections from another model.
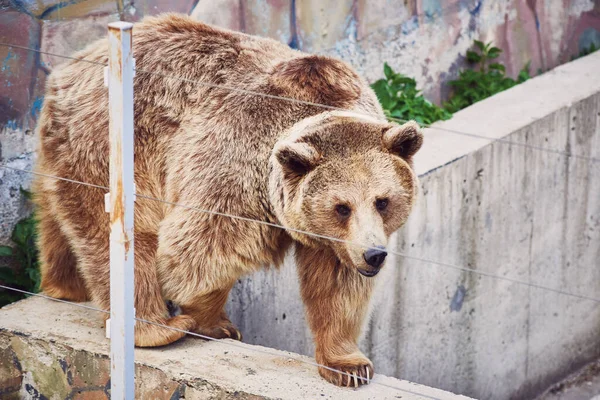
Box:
left=0, top=297, right=471, bottom=399
left=413, top=50, right=600, bottom=177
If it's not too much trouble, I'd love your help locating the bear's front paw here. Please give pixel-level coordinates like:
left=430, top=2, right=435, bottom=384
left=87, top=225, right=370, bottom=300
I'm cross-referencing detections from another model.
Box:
left=193, top=320, right=242, bottom=341
left=134, top=315, right=197, bottom=347
left=318, top=357, right=374, bottom=387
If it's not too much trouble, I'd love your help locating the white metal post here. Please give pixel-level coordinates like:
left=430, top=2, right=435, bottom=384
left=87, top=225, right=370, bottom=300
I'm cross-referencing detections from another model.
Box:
left=107, top=21, right=135, bottom=400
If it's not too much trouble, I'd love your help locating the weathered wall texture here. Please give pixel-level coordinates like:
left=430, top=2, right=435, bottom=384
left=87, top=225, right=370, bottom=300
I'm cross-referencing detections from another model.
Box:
left=0, top=0, right=199, bottom=244
left=225, top=51, right=600, bottom=400
left=1, top=0, right=599, bottom=243
left=191, top=0, right=600, bottom=103
left=0, top=297, right=470, bottom=400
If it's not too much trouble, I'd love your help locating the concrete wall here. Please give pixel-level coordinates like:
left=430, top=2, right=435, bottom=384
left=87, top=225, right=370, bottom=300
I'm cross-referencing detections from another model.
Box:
left=1, top=0, right=599, bottom=243
left=225, top=51, right=600, bottom=400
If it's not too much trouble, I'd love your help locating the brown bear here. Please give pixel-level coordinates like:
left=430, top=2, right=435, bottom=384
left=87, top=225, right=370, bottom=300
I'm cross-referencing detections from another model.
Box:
left=32, top=13, right=423, bottom=387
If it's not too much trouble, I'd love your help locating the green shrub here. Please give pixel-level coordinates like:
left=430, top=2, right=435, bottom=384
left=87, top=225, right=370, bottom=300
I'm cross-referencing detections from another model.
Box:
left=0, top=189, right=40, bottom=307
left=444, top=40, right=531, bottom=113
left=371, top=63, right=452, bottom=125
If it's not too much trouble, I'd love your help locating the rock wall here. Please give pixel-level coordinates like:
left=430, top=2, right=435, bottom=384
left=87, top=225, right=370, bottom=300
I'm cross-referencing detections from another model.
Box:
left=0, top=296, right=469, bottom=400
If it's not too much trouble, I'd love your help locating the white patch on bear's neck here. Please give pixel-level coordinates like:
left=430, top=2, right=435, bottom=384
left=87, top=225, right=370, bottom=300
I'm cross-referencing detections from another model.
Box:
left=331, top=110, right=382, bottom=124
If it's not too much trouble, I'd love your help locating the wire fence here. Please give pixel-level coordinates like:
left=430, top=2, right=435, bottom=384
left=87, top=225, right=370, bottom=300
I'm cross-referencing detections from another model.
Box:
left=0, top=15, right=599, bottom=398
left=1, top=163, right=600, bottom=305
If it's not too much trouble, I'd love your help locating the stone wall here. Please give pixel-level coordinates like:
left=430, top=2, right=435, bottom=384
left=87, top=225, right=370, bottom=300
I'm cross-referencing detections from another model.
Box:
left=1, top=0, right=599, bottom=243
left=0, top=296, right=470, bottom=399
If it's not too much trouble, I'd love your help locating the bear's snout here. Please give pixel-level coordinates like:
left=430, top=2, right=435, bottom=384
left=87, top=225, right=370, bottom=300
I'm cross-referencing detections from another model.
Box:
left=360, top=247, right=387, bottom=276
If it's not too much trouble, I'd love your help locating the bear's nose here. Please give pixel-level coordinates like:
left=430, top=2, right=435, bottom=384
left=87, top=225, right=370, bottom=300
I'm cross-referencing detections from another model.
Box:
left=363, top=247, right=387, bottom=268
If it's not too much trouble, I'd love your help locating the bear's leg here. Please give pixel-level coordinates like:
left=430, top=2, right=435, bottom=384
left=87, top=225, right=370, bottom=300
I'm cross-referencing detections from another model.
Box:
left=37, top=207, right=89, bottom=302
left=296, top=244, right=375, bottom=387
left=127, top=232, right=198, bottom=347
left=179, top=285, right=242, bottom=340
left=155, top=209, right=242, bottom=341
left=74, top=231, right=197, bottom=347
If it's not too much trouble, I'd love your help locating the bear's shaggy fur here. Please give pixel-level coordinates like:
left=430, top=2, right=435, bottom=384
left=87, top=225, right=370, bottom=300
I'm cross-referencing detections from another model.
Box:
left=32, top=13, right=423, bottom=386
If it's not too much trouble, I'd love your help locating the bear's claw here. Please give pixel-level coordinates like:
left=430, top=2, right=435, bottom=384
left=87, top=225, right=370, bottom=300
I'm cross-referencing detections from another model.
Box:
left=192, top=321, right=242, bottom=341
left=319, top=361, right=373, bottom=387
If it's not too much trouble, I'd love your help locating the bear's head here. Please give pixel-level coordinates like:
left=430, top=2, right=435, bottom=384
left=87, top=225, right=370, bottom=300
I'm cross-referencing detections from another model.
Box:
left=269, top=111, right=423, bottom=277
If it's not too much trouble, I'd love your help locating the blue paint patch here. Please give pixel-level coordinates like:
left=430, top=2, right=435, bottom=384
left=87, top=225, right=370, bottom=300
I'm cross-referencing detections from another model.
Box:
left=450, top=285, right=467, bottom=312
left=39, top=0, right=77, bottom=19
left=485, top=211, right=492, bottom=231
left=31, top=96, right=44, bottom=119
left=401, top=16, right=419, bottom=36
left=6, top=0, right=34, bottom=17
left=578, top=28, right=600, bottom=52
left=535, top=15, right=540, bottom=31
left=2, top=51, right=16, bottom=75
left=288, top=36, right=300, bottom=49
left=288, top=0, right=300, bottom=49
left=5, top=120, right=19, bottom=130
left=469, top=0, right=482, bottom=16
left=422, top=0, right=443, bottom=19
left=345, top=21, right=357, bottom=42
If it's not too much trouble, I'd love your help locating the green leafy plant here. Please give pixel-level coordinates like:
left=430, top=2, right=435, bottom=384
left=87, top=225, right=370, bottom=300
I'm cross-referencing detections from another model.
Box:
left=371, top=63, right=452, bottom=125
left=0, top=189, right=40, bottom=308
left=444, top=40, right=531, bottom=113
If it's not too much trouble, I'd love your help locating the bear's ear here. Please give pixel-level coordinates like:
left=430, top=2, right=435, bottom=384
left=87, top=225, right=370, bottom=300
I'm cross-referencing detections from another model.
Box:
left=274, top=141, right=321, bottom=178
left=382, top=121, right=423, bottom=160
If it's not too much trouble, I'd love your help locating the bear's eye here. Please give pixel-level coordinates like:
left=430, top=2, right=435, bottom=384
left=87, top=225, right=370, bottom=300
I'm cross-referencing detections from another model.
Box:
left=335, top=204, right=351, bottom=218
left=376, top=198, right=389, bottom=212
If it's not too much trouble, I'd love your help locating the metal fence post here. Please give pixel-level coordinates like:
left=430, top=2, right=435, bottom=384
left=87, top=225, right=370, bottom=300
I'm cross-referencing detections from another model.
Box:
left=106, top=21, right=135, bottom=400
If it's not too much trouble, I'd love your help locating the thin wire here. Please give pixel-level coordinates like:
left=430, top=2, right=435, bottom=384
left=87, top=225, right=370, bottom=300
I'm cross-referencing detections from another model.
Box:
left=3, top=164, right=600, bottom=305
left=0, top=42, right=107, bottom=67
left=130, top=195, right=600, bottom=305
left=0, top=42, right=598, bottom=163
left=0, top=284, right=441, bottom=398
left=419, top=126, right=600, bottom=163
left=1, top=165, right=108, bottom=190
left=397, top=254, right=600, bottom=304
left=135, top=67, right=600, bottom=163
left=0, top=284, right=109, bottom=314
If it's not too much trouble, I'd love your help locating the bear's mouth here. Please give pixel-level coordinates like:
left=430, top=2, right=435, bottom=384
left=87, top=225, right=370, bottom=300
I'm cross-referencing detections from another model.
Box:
left=357, top=268, right=380, bottom=277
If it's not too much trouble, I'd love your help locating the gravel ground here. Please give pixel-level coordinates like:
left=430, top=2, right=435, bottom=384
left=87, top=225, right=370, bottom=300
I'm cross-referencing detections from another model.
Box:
left=535, top=360, right=600, bottom=400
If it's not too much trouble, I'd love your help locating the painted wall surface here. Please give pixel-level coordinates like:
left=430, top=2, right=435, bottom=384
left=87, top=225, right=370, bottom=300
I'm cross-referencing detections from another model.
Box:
left=0, top=0, right=200, bottom=244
